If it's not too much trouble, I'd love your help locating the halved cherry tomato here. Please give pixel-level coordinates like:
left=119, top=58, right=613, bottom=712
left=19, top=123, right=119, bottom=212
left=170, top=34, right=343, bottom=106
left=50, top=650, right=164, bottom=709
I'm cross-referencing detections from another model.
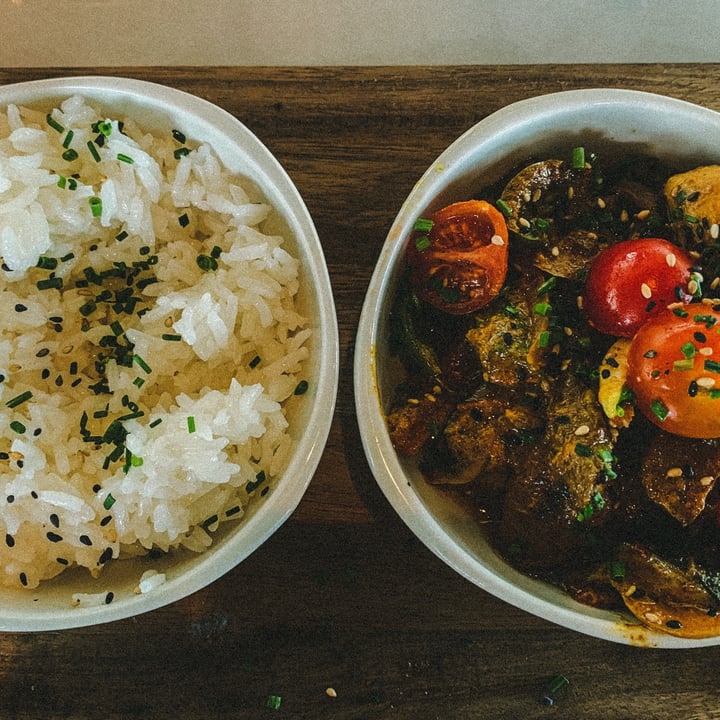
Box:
left=584, top=238, right=696, bottom=337
left=406, top=200, right=509, bottom=315
left=626, top=305, right=720, bottom=438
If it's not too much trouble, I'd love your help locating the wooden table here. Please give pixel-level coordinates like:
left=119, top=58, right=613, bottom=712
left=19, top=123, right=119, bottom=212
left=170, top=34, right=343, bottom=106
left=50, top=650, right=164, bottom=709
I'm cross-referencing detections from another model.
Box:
left=1, top=65, right=720, bottom=720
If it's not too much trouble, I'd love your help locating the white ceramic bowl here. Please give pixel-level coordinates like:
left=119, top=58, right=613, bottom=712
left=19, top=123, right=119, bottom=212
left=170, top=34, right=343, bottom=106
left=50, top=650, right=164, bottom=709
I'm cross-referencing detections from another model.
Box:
left=0, top=76, right=338, bottom=630
left=355, top=89, right=720, bottom=648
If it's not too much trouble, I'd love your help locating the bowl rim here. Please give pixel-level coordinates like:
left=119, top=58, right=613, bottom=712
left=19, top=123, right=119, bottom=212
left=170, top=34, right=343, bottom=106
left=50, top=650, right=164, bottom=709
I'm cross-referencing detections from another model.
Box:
left=0, top=74, right=339, bottom=630
left=355, top=88, right=720, bottom=648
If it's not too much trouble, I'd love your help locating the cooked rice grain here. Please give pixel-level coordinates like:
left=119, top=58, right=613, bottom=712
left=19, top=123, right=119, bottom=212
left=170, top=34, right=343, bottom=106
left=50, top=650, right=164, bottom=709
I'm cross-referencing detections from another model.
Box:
left=0, top=96, right=309, bottom=589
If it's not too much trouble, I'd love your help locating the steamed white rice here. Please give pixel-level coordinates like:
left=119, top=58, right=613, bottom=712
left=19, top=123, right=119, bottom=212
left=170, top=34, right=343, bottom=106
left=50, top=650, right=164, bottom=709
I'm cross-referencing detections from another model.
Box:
left=0, top=95, right=310, bottom=589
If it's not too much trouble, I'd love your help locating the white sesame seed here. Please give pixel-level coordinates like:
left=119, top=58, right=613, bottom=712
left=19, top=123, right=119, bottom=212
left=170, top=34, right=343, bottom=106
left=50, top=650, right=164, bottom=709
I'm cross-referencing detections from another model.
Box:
left=574, top=424, right=590, bottom=436
left=620, top=209, right=629, bottom=222
left=641, top=283, right=653, bottom=299
left=689, top=279, right=699, bottom=295
left=326, top=688, right=337, bottom=698
left=701, top=476, right=715, bottom=486
left=643, top=611, right=660, bottom=624
left=666, top=253, right=677, bottom=268
left=568, top=186, right=575, bottom=200
left=597, top=197, right=606, bottom=209
left=551, top=246, right=560, bottom=257
left=532, top=188, right=542, bottom=203
left=712, top=223, right=720, bottom=240
left=636, top=209, right=651, bottom=220
left=666, top=467, right=683, bottom=478
left=700, top=347, right=714, bottom=357
left=519, top=217, right=531, bottom=228
left=491, top=234, right=505, bottom=246
left=696, top=376, right=716, bottom=388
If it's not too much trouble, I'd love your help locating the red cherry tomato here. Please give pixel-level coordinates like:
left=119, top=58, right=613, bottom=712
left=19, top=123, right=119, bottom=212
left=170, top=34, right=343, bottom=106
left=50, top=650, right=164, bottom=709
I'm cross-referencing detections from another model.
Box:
left=406, top=200, right=509, bottom=315
left=584, top=238, right=696, bottom=337
left=626, top=306, right=720, bottom=438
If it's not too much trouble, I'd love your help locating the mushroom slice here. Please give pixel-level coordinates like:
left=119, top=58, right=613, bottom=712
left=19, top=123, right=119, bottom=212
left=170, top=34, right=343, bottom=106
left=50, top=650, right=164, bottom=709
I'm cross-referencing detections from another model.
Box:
left=610, top=543, right=720, bottom=639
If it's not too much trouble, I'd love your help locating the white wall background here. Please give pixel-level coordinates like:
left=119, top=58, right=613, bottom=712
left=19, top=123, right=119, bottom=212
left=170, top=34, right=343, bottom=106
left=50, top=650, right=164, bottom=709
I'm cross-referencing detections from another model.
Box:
left=3, top=0, right=720, bottom=67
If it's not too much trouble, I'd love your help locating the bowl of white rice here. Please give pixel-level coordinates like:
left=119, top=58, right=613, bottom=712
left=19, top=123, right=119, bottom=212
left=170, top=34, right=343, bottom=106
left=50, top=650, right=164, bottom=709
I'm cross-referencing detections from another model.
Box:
left=0, top=76, right=338, bottom=630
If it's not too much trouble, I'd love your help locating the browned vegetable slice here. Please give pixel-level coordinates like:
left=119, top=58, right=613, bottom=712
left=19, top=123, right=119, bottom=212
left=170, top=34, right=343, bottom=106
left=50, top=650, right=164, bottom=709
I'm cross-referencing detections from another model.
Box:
left=499, top=373, right=615, bottom=569
left=640, top=434, right=720, bottom=526
left=386, top=390, right=454, bottom=457
left=611, top=543, right=720, bottom=638
left=664, top=165, right=720, bottom=249
left=465, top=270, right=550, bottom=388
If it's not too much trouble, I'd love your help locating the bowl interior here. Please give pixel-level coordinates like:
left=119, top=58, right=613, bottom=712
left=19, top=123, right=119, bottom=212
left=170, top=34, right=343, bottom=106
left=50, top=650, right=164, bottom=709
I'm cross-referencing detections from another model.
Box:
left=356, top=89, right=720, bottom=647
left=0, top=76, right=338, bottom=630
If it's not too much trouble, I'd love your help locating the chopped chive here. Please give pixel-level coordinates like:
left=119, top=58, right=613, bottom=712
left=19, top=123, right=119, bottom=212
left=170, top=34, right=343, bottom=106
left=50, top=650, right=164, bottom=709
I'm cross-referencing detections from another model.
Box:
left=79, top=300, right=97, bottom=317
left=249, top=355, right=261, bottom=368
left=161, top=333, right=182, bottom=342
left=115, top=230, right=129, bottom=242
left=133, top=377, right=145, bottom=388
left=62, top=130, right=74, bottom=149
left=103, top=493, right=116, bottom=510
left=88, top=197, right=102, bottom=217
left=9, top=421, right=26, bottom=434
left=62, top=148, right=78, bottom=162
left=133, top=354, right=152, bottom=374
left=187, top=416, right=196, bottom=433
left=116, top=153, right=134, bottom=164
left=651, top=398, right=669, bottom=421
left=87, top=140, right=101, bottom=162
left=673, top=307, right=689, bottom=318
left=46, top=114, right=64, bottom=133
left=6, top=391, right=33, bottom=409
left=705, top=359, right=720, bottom=373
left=57, top=175, right=67, bottom=189
left=294, top=380, right=309, bottom=395
left=174, top=147, right=190, bottom=159
left=496, top=198, right=512, bottom=216
left=681, top=342, right=696, bottom=359
left=178, top=213, right=190, bottom=227
left=196, top=254, right=218, bottom=271
left=36, top=256, right=58, bottom=270
left=172, top=129, right=186, bottom=143
left=537, top=276, right=556, bottom=295
left=98, top=121, right=112, bottom=137
left=413, top=217, right=434, bottom=232
left=674, top=358, right=695, bottom=371
left=130, top=454, right=143, bottom=467
left=149, top=417, right=162, bottom=428
left=533, top=302, right=552, bottom=316
left=572, top=146, right=586, bottom=169
left=37, top=277, right=63, bottom=291
left=538, top=330, right=551, bottom=348
left=574, top=443, right=592, bottom=457
left=210, top=245, right=222, bottom=259
left=414, top=235, right=431, bottom=251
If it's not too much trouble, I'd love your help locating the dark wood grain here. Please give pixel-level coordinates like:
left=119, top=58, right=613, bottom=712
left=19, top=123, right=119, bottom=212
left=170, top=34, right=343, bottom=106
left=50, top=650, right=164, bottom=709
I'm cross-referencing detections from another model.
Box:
left=2, top=65, right=720, bottom=719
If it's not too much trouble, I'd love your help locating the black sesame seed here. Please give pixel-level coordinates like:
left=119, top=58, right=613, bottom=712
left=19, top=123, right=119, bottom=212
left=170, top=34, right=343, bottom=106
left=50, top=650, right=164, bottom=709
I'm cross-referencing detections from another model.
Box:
left=41, top=368, right=50, bottom=380
left=689, top=380, right=699, bottom=397
left=5, top=534, right=14, bottom=548
left=100, top=515, right=112, bottom=527
left=35, top=348, right=50, bottom=358
left=708, top=608, right=718, bottom=617
left=666, top=619, right=683, bottom=630
left=30, top=491, right=38, bottom=499
left=694, top=331, right=708, bottom=343
left=46, top=531, right=63, bottom=543
left=645, top=300, right=657, bottom=313
left=605, top=357, right=620, bottom=368
left=0, top=453, right=8, bottom=461
left=14, top=304, right=27, bottom=312
left=601, top=369, right=611, bottom=379
left=92, top=484, right=101, bottom=493
left=98, top=547, right=113, bottom=564
left=49, top=513, right=60, bottom=528
left=56, top=557, right=68, bottom=565
left=19, top=572, right=27, bottom=587
left=105, top=592, right=114, bottom=604
left=6, top=495, right=14, bottom=503
left=79, top=535, right=92, bottom=546
left=55, top=375, right=63, bottom=387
